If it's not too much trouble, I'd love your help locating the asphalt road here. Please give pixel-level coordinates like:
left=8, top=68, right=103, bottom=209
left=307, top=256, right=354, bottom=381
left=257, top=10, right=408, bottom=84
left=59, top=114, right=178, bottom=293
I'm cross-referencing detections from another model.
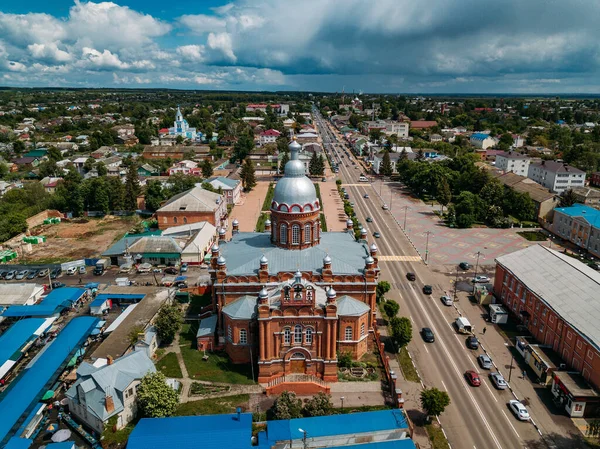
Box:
left=315, top=112, right=542, bottom=449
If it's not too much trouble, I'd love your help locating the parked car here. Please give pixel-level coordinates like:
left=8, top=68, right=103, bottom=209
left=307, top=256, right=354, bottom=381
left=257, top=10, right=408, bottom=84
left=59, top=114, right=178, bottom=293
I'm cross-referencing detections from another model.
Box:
left=422, top=285, right=433, bottom=295
left=363, top=194, right=369, bottom=199
left=66, top=267, right=77, bottom=275
left=459, top=262, right=471, bottom=270
left=175, top=282, right=188, bottom=289
left=50, top=268, right=61, bottom=279
left=490, top=372, right=508, bottom=390
left=38, top=268, right=49, bottom=278
left=382, top=204, right=389, bottom=210
left=79, top=266, right=87, bottom=274
left=180, top=263, right=189, bottom=273
left=465, top=370, right=481, bottom=387
left=406, top=272, right=416, bottom=281
left=5, top=270, right=17, bottom=280
left=27, top=270, right=38, bottom=279
left=0, top=270, right=7, bottom=279
left=421, top=327, right=435, bottom=343
left=508, top=400, right=530, bottom=421
left=164, top=267, right=178, bottom=275
left=472, top=275, right=490, bottom=283
left=466, top=335, right=479, bottom=349
left=51, top=282, right=65, bottom=289
left=15, top=270, right=29, bottom=280
left=478, top=354, right=493, bottom=370
left=441, top=295, right=453, bottom=306
left=373, top=231, right=381, bottom=238
left=366, top=217, right=373, bottom=223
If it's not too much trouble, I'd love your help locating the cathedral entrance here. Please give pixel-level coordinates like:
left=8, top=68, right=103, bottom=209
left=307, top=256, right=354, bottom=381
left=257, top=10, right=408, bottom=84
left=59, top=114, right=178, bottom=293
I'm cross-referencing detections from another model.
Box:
left=289, top=352, right=306, bottom=374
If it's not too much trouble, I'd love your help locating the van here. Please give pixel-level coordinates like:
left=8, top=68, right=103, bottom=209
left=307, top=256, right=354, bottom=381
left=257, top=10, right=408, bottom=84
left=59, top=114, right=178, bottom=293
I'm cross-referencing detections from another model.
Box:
left=120, top=263, right=133, bottom=273
left=359, top=175, right=368, bottom=182
left=455, top=317, right=472, bottom=334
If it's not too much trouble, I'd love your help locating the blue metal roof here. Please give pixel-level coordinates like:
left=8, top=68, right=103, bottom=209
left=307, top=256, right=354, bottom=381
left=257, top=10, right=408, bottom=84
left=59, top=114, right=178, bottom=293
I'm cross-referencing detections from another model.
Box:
left=0, top=316, right=99, bottom=446
left=0, top=319, right=49, bottom=367
left=471, top=133, right=490, bottom=140
left=94, top=293, right=145, bottom=301
left=2, top=437, right=32, bottom=449
left=1, top=288, right=85, bottom=318
left=264, top=410, right=410, bottom=442
left=127, top=413, right=253, bottom=449
left=555, top=204, right=600, bottom=227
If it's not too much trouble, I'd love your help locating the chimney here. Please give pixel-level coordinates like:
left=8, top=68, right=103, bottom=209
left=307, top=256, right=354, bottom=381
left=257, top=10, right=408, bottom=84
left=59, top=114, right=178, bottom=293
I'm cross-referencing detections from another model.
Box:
left=107, top=355, right=113, bottom=365
left=105, top=395, right=115, bottom=413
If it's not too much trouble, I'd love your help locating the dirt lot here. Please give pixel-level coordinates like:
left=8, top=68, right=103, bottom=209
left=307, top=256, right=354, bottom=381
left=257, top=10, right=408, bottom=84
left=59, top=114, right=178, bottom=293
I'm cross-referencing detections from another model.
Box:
left=22, top=216, right=139, bottom=263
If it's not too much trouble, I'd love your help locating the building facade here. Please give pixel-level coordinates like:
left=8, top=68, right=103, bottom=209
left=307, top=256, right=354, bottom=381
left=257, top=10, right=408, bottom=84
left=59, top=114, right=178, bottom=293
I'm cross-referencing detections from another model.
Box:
left=207, top=138, right=379, bottom=383
left=156, top=186, right=227, bottom=230
left=527, top=161, right=586, bottom=193
left=168, top=106, right=197, bottom=140
left=494, top=151, right=531, bottom=176
left=258, top=129, right=281, bottom=146
left=550, top=204, right=600, bottom=258
left=205, top=177, right=242, bottom=205
left=470, top=133, right=496, bottom=149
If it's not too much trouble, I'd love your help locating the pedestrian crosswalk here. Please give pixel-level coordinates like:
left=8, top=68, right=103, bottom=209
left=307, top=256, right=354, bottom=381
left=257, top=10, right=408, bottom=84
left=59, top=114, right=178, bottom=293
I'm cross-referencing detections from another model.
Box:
left=378, top=255, right=422, bottom=262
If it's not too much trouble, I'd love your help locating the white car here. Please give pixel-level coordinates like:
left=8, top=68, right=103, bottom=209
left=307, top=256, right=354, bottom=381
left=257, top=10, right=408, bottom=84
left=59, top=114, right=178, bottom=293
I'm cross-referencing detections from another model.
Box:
left=490, top=372, right=508, bottom=390
left=66, top=267, right=77, bottom=275
left=441, top=295, right=453, bottom=306
left=15, top=270, right=29, bottom=280
left=508, top=400, right=530, bottom=421
left=382, top=204, right=389, bottom=210
left=472, top=275, right=490, bottom=283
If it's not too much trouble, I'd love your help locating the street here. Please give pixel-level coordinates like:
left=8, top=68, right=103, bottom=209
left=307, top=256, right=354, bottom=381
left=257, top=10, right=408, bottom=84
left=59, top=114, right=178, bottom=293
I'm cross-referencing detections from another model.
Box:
left=315, top=112, right=545, bottom=449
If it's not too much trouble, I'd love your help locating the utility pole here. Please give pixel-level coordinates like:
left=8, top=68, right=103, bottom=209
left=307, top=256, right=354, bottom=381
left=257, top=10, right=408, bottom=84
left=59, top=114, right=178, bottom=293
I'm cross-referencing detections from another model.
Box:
left=402, top=206, right=410, bottom=230
left=472, top=251, right=484, bottom=294
left=424, top=231, right=433, bottom=263
left=453, top=265, right=459, bottom=301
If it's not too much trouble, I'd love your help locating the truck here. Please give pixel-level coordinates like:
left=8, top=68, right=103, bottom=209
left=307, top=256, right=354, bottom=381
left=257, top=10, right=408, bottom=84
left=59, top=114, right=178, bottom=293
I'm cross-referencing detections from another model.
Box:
left=93, top=259, right=109, bottom=276
left=455, top=317, right=473, bottom=334
left=115, top=277, right=131, bottom=287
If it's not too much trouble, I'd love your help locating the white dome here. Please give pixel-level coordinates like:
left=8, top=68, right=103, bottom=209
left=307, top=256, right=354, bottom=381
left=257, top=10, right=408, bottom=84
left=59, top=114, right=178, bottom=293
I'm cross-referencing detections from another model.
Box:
left=232, top=219, right=239, bottom=226
left=211, top=243, right=219, bottom=252
left=272, top=138, right=318, bottom=209
left=259, top=286, right=268, bottom=298
left=370, top=243, right=378, bottom=252
left=326, top=286, right=337, bottom=298
left=365, top=256, right=374, bottom=265
left=219, top=228, right=226, bottom=235
left=323, top=254, right=332, bottom=264
left=260, top=254, right=268, bottom=264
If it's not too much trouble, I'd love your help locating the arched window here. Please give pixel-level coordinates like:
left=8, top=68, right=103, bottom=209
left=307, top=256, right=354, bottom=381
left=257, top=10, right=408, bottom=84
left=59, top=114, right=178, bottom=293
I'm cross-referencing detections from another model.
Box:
left=183, top=217, right=187, bottom=224
left=239, top=329, right=247, bottom=344
left=227, top=325, right=232, bottom=341
left=292, top=225, right=300, bottom=244
left=314, top=223, right=319, bottom=241
left=304, top=224, right=311, bottom=243
left=280, top=224, right=287, bottom=244
left=284, top=328, right=291, bottom=344
left=305, top=327, right=313, bottom=344
left=294, top=324, right=302, bottom=343
left=345, top=326, right=353, bottom=341
left=360, top=323, right=365, bottom=336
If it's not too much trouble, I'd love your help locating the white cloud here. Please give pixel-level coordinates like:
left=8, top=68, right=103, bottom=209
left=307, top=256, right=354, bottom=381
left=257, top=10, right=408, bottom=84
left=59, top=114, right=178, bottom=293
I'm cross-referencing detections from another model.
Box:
left=7, top=61, right=27, bottom=72
left=211, top=3, right=235, bottom=15
left=179, top=14, right=227, bottom=34
left=207, top=32, right=236, bottom=62
left=176, top=45, right=205, bottom=62
left=0, top=12, right=66, bottom=46
left=130, top=60, right=156, bottom=70
left=82, top=47, right=129, bottom=69
left=28, top=42, right=71, bottom=63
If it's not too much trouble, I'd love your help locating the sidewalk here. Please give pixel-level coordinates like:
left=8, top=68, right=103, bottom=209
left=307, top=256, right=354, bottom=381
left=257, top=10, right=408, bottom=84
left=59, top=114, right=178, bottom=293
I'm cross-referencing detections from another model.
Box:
left=227, top=181, right=271, bottom=237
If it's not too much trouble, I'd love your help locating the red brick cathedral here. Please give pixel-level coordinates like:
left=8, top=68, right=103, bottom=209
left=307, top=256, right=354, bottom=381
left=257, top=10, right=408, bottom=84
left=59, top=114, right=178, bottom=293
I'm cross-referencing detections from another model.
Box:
left=205, top=138, right=380, bottom=382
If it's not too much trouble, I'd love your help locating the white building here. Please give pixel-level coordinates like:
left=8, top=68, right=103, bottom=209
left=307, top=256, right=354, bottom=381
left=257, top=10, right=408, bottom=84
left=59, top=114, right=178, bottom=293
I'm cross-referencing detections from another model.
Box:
left=205, top=177, right=242, bottom=205
left=527, top=161, right=586, bottom=193
left=258, top=129, right=281, bottom=146
left=168, top=106, right=197, bottom=140
left=470, top=133, right=497, bottom=149
left=495, top=151, right=531, bottom=176
left=361, top=120, right=409, bottom=138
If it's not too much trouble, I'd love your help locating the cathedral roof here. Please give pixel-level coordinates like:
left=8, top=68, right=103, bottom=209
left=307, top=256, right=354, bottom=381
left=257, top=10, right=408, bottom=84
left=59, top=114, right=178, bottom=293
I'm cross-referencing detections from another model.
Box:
left=218, top=232, right=370, bottom=275
left=272, top=138, right=317, bottom=207
left=222, top=295, right=257, bottom=320
left=336, top=295, right=371, bottom=317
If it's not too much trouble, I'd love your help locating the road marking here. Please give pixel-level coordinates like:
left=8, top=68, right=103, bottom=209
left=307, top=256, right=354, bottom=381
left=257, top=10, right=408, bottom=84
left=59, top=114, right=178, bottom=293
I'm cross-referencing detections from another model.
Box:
left=378, top=255, right=422, bottom=262
left=441, top=380, right=448, bottom=391
left=423, top=345, right=429, bottom=354
left=483, top=379, right=498, bottom=402
left=501, top=410, right=521, bottom=439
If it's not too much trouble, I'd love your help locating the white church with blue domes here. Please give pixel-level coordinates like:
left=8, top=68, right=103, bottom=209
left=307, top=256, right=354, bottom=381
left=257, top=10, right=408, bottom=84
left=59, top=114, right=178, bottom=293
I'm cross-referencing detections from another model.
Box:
left=168, top=106, right=197, bottom=140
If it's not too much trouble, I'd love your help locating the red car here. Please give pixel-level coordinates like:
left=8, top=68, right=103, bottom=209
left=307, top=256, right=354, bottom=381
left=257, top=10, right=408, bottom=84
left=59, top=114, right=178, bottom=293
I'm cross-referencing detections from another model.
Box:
left=465, top=370, right=481, bottom=387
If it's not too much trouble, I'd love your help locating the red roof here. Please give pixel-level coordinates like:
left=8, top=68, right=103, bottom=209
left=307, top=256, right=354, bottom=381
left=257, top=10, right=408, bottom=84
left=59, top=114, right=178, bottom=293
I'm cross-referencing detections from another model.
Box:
left=261, top=129, right=281, bottom=136
left=409, top=121, right=437, bottom=129
left=159, top=128, right=169, bottom=134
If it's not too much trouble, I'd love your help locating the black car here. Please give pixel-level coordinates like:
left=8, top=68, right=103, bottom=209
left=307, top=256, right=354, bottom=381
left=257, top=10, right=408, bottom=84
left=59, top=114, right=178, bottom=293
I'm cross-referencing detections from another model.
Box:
left=422, top=285, right=433, bottom=295
left=51, top=282, right=65, bottom=289
left=459, top=262, right=471, bottom=270
left=0, top=270, right=7, bottom=279
left=421, top=327, right=435, bottom=343
left=164, top=267, right=178, bottom=275
left=406, top=272, right=416, bottom=281
left=50, top=268, right=61, bottom=279
left=466, top=336, right=479, bottom=350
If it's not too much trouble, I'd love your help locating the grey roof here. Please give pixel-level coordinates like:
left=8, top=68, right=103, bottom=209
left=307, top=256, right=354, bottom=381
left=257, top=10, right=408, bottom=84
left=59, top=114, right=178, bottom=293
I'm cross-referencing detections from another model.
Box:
left=496, top=245, right=600, bottom=352
left=103, top=236, right=143, bottom=257
left=219, top=232, right=370, bottom=275
left=272, top=139, right=318, bottom=207
left=207, top=176, right=240, bottom=190
left=0, top=283, right=44, bottom=306
left=158, top=186, right=223, bottom=213
left=66, top=350, right=155, bottom=422
left=196, top=314, right=218, bottom=337
left=336, top=295, right=371, bottom=316
left=222, top=296, right=257, bottom=320
left=530, top=160, right=585, bottom=174
left=128, top=236, right=182, bottom=254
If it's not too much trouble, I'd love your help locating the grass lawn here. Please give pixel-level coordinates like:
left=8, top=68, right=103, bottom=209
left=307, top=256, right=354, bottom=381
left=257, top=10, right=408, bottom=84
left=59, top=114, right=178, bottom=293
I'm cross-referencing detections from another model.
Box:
left=174, top=394, right=250, bottom=416
left=425, top=423, right=450, bottom=449
left=155, top=352, right=183, bottom=378
left=397, top=347, right=420, bottom=383
left=517, top=231, right=547, bottom=242
left=181, top=347, right=255, bottom=384
left=179, top=322, right=197, bottom=348
left=187, top=294, right=211, bottom=316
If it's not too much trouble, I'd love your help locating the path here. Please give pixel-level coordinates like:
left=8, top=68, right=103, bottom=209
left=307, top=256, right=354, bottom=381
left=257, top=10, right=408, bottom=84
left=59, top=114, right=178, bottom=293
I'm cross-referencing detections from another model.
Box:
left=227, top=181, right=271, bottom=237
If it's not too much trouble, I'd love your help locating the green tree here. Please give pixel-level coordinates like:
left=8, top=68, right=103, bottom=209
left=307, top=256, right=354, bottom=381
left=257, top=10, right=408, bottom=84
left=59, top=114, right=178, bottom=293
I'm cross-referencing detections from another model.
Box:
left=83, top=157, right=95, bottom=173
left=420, top=387, right=451, bottom=418
left=389, top=316, right=412, bottom=347
left=240, top=157, right=257, bottom=191
left=137, top=372, right=179, bottom=418
left=369, top=129, right=382, bottom=143
left=559, top=188, right=577, bottom=207
left=38, top=159, right=59, bottom=178
left=166, top=173, right=196, bottom=197
left=107, top=176, right=125, bottom=211
left=154, top=304, right=182, bottom=345
left=96, top=161, right=107, bottom=177
left=279, top=151, right=290, bottom=173
left=232, top=135, right=254, bottom=163
left=383, top=300, right=400, bottom=319
left=12, top=140, right=25, bottom=156
left=0, top=212, right=28, bottom=242
left=380, top=150, right=393, bottom=177
left=124, top=161, right=141, bottom=211
left=302, top=393, right=334, bottom=417
left=145, top=180, right=164, bottom=212
left=437, top=178, right=452, bottom=213
left=309, top=151, right=319, bottom=176
left=270, top=391, right=303, bottom=420
left=201, top=159, right=214, bottom=178
left=416, top=149, right=425, bottom=161
left=376, top=281, right=391, bottom=301
left=176, top=135, right=184, bottom=144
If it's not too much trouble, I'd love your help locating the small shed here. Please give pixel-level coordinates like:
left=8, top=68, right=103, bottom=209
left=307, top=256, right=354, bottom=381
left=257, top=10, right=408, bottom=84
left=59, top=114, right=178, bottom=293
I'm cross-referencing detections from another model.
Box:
left=90, top=297, right=112, bottom=315
left=489, top=304, right=508, bottom=324
left=196, top=314, right=218, bottom=352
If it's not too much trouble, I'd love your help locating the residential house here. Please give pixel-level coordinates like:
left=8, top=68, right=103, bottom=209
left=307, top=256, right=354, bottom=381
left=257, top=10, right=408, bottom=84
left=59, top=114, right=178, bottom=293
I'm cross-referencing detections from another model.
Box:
left=527, top=161, right=586, bottom=193
left=205, top=177, right=242, bottom=205
left=138, top=164, right=160, bottom=177
left=512, top=134, right=525, bottom=148
left=245, top=104, right=289, bottom=115
left=571, top=187, right=600, bottom=210
left=494, top=151, right=531, bottom=176
left=111, top=124, right=136, bottom=137
left=590, top=172, right=600, bottom=188
left=295, top=132, right=319, bottom=144
left=470, top=133, right=497, bottom=149
left=551, top=204, right=600, bottom=258
left=0, top=181, right=20, bottom=197
left=162, top=221, right=218, bottom=265
left=494, top=245, right=600, bottom=416
left=167, top=160, right=201, bottom=176
left=40, top=177, right=63, bottom=194
left=23, top=149, right=48, bottom=159
left=430, top=133, right=443, bottom=142
left=156, top=186, right=227, bottom=230
left=13, top=157, right=40, bottom=168
left=116, top=135, right=139, bottom=147
left=142, top=145, right=209, bottom=160
left=72, top=157, right=89, bottom=174
left=258, top=129, right=281, bottom=146
left=65, top=350, right=156, bottom=434
left=90, top=146, right=116, bottom=159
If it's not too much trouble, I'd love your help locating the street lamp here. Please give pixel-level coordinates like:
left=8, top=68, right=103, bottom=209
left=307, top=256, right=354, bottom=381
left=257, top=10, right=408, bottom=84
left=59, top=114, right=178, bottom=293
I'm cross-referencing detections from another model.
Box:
left=505, top=343, right=515, bottom=382
left=298, top=428, right=308, bottom=449
left=340, top=396, right=345, bottom=411
left=424, top=231, right=433, bottom=263
left=401, top=206, right=410, bottom=230
left=472, top=251, right=485, bottom=294
left=453, top=264, right=459, bottom=301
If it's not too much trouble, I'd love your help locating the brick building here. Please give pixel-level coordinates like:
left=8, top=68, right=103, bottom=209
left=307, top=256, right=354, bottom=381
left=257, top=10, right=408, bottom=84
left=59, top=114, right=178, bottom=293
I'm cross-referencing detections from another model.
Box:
left=494, top=245, right=600, bottom=415
left=156, top=186, right=227, bottom=230
left=201, top=138, right=380, bottom=384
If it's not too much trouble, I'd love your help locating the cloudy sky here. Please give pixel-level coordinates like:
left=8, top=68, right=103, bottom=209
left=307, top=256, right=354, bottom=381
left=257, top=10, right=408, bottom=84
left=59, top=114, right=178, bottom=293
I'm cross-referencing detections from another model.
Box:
left=1, top=0, right=600, bottom=93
